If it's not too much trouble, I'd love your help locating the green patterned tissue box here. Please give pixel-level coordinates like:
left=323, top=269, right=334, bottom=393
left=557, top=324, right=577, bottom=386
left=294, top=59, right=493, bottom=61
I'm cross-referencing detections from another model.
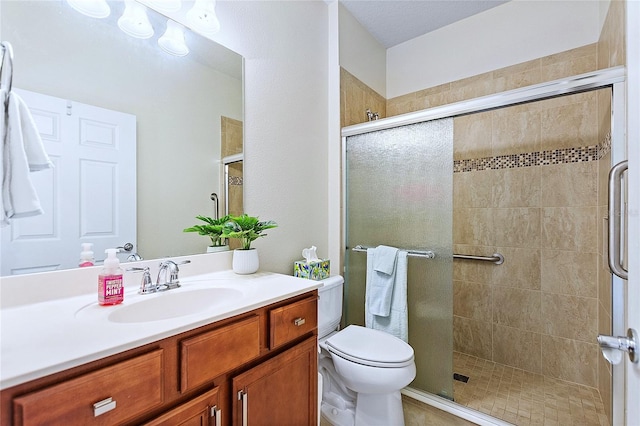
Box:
left=294, top=259, right=330, bottom=280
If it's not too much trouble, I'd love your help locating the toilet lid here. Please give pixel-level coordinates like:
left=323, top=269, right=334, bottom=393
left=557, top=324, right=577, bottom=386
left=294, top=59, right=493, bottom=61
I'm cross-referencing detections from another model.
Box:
left=325, top=325, right=414, bottom=368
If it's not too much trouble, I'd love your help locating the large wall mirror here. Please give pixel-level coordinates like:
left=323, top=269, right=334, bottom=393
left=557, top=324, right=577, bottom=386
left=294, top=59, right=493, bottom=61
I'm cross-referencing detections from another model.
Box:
left=0, top=0, right=244, bottom=276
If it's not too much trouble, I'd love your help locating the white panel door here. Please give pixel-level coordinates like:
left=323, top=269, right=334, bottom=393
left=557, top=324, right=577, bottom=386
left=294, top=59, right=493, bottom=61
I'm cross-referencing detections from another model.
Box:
left=0, top=89, right=136, bottom=275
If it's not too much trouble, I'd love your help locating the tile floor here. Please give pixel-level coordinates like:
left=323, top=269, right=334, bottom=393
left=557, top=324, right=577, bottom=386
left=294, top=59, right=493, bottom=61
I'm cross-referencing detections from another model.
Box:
left=451, top=352, right=609, bottom=426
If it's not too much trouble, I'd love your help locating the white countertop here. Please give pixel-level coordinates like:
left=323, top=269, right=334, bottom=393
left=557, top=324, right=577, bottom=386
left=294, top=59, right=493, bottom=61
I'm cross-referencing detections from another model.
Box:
left=0, top=261, right=321, bottom=390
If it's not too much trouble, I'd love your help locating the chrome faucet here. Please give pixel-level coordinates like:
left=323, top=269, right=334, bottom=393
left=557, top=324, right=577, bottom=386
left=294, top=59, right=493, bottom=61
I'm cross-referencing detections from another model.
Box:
left=129, top=259, right=191, bottom=295
left=156, top=260, right=191, bottom=290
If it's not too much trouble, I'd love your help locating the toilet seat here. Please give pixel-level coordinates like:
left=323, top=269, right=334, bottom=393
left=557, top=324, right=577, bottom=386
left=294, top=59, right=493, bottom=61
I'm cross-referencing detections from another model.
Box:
left=325, top=325, right=414, bottom=368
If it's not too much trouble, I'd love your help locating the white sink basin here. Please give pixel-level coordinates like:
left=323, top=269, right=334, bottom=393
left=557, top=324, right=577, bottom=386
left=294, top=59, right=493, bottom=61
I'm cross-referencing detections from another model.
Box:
left=108, top=288, right=243, bottom=323
left=75, top=287, right=244, bottom=324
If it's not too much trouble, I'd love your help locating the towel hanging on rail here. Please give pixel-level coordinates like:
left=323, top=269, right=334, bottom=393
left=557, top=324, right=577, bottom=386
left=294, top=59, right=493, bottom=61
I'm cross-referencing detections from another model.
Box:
left=1, top=41, right=53, bottom=226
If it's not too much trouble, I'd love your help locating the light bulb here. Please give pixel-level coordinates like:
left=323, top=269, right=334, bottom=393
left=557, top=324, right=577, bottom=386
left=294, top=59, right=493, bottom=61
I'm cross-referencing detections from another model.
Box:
left=186, top=0, right=220, bottom=36
left=158, top=20, right=189, bottom=57
left=118, top=0, right=154, bottom=39
left=66, top=0, right=110, bottom=18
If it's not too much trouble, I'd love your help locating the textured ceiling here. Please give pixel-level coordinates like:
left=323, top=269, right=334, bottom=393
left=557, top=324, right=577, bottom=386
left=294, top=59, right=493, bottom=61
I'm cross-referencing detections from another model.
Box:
left=340, top=0, right=510, bottom=48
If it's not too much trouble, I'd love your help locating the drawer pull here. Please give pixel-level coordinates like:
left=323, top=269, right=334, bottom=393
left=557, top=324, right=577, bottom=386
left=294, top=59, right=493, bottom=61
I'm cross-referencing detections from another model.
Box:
left=294, top=317, right=306, bottom=327
left=211, top=405, right=222, bottom=426
left=93, top=397, right=116, bottom=417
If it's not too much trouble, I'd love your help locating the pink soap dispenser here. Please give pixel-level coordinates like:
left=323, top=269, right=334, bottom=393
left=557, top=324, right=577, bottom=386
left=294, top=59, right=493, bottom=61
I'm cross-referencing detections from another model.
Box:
left=98, top=248, right=124, bottom=306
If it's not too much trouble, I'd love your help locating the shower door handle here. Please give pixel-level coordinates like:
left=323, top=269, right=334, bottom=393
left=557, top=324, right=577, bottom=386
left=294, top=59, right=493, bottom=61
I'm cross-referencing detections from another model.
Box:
left=608, top=160, right=628, bottom=280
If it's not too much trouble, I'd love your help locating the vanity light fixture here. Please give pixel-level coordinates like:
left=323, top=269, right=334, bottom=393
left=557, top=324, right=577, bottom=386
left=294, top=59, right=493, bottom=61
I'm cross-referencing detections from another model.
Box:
left=146, top=0, right=182, bottom=13
left=158, top=20, right=189, bottom=56
left=66, top=0, right=110, bottom=18
left=186, top=0, right=220, bottom=36
left=118, top=0, right=154, bottom=39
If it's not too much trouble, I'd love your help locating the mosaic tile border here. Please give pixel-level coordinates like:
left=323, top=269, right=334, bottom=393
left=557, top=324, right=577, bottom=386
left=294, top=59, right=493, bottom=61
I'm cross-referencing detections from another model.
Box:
left=454, top=134, right=611, bottom=173
left=228, top=176, right=243, bottom=186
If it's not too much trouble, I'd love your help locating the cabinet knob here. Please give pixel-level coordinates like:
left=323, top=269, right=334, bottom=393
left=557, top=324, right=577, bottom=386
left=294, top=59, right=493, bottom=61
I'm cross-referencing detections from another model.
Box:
left=93, top=397, right=116, bottom=417
left=294, top=317, right=306, bottom=327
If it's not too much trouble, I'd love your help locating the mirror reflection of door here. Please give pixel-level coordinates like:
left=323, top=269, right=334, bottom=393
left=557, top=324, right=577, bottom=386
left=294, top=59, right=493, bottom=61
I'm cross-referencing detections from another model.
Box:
left=221, top=117, right=243, bottom=249
left=0, top=89, right=136, bottom=275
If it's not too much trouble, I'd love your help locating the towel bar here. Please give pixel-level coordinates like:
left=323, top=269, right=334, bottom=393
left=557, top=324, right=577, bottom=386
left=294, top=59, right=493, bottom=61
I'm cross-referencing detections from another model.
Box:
left=351, top=245, right=504, bottom=264
left=351, top=245, right=435, bottom=259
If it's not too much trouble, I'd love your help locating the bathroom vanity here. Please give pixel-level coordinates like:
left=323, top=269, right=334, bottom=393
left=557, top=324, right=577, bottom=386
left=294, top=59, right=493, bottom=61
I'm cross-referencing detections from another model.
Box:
left=0, top=254, right=321, bottom=425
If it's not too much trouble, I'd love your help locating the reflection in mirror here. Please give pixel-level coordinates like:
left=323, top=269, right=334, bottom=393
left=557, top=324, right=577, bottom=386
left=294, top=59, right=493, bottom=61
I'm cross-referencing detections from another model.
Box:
left=0, top=0, right=243, bottom=276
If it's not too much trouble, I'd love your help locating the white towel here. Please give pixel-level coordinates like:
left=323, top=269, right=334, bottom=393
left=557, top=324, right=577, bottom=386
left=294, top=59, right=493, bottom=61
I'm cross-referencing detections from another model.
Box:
left=365, top=249, right=409, bottom=342
left=367, top=245, right=399, bottom=316
left=1, top=91, right=52, bottom=224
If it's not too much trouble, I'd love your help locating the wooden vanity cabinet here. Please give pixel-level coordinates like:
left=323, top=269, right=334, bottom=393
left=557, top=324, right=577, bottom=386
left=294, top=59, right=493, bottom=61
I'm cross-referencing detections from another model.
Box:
left=1, top=291, right=318, bottom=426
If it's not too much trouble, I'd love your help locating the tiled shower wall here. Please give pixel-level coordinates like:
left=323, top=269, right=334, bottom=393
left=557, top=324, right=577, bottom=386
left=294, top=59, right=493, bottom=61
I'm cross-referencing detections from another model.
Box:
left=451, top=89, right=607, bottom=389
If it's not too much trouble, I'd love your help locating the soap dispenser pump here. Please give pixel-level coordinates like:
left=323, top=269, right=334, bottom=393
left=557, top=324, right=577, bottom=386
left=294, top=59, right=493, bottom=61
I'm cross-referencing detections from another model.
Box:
left=98, top=248, right=124, bottom=306
left=79, top=243, right=95, bottom=267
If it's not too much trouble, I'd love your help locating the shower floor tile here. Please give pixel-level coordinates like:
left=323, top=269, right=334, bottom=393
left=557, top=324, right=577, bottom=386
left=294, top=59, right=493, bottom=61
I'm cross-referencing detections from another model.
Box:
left=453, top=352, right=609, bottom=426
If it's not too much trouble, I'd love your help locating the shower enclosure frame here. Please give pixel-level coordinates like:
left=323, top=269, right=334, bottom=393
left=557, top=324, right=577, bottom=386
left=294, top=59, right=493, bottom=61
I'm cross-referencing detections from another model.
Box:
left=341, top=66, right=627, bottom=426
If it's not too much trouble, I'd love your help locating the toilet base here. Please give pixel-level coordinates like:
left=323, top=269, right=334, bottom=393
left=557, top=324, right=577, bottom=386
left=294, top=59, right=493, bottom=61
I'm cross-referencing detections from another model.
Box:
left=355, top=391, right=405, bottom=426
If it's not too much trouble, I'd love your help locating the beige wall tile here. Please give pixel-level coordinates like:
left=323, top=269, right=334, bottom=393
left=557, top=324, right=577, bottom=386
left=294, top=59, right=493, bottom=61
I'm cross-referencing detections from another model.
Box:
left=598, top=355, right=612, bottom=423
left=541, top=293, right=597, bottom=342
left=541, top=206, right=597, bottom=252
left=453, top=208, right=494, bottom=246
left=491, top=105, right=541, bottom=156
left=453, top=112, right=493, bottom=160
left=596, top=0, right=625, bottom=69
left=492, top=207, right=541, bottom=248
left=541, top=162, right=597, bottom=207
left=493, top=324, right=541, bottom=373
left=598, top=300, right=612, bottom=337
left=493, top=167, right=541, bottom=208
left=221, top=116, right=244, bottom=158
left=492, top=58, right=542, bottom=92
left=598, top=255, right=612, bottom=317
left=453, top=244, right=480, bottom=282
left=540, top=249, right=597, bottom=297
left=541, top=335, right=598, bottom=387
left=453, top=170, right=493, bottom=208
left=453, top=315, right=493, bottom=359
left=539, top=91, right=598, bottom=150
left=492, top=247, right=541, bottom=290
left=454, top=280, right=492, bottom=322
left=493, top=287, right=542, bottom=332
left=449, top=72, right=495, bottom=103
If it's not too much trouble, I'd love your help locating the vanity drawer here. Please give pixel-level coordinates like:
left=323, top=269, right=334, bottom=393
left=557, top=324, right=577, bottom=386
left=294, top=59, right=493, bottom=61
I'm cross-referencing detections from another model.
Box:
left=269, top=296, right=317, bottom=349
left=180, top=315, right=260, bottom=393
left=13, top=349, right=164, bottom=426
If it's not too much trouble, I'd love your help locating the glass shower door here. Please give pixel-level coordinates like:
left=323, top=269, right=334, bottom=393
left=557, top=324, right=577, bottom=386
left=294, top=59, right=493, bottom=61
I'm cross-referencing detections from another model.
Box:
left=344, top=118, right=454, bottom=399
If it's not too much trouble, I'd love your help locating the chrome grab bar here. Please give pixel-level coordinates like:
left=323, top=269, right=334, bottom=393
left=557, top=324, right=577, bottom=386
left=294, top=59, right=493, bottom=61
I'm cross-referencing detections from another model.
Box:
left=608, top=160, right=628, bottom=280
left=453, top=253, right=504, bottom=265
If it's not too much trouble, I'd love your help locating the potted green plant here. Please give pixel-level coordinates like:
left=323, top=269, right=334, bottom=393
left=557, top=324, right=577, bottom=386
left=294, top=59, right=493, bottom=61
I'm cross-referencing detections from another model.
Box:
left=223, top=214, right=278, bottom=274
left=183, top=215, right=231, bottom=253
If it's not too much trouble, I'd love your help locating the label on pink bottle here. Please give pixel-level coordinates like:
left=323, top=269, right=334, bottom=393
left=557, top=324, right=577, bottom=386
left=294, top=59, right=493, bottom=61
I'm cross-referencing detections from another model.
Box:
left=99, top=275, right=124, bottom=305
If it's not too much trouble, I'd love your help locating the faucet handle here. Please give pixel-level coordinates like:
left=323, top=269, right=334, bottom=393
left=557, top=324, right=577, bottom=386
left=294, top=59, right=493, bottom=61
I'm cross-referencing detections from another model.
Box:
left=128, top=267, right=156, bottom=294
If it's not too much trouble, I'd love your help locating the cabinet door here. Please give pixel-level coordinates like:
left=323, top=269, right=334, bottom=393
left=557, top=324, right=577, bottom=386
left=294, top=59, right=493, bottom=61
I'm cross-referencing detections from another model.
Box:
left=144, top=387, right=221, bottom=426
left=232, top=337, right=317, bottom=426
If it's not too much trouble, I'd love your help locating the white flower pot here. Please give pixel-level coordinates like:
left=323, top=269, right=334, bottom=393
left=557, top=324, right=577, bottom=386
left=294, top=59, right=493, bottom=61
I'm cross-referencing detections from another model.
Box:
left=207, top=245, right=229, bottom=253
left=232, top=248, right=259, bottom=274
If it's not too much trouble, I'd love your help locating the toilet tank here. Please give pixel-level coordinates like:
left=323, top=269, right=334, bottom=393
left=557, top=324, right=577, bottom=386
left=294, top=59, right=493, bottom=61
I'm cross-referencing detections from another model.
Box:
left=317, top=275, right=344, bottom=339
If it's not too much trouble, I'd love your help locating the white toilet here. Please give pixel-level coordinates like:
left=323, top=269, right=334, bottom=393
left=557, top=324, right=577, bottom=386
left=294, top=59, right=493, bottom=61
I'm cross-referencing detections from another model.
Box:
left=317, top=276, right=416, bottom=426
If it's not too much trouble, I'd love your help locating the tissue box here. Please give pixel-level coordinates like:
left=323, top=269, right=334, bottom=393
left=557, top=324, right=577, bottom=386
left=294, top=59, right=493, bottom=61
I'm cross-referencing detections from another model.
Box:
left=294, top=259, right=330, bottom=280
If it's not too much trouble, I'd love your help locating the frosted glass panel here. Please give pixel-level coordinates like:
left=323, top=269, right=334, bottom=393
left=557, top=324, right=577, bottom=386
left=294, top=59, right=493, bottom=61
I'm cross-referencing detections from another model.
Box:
left=345, top=119, right=454, bottom=399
